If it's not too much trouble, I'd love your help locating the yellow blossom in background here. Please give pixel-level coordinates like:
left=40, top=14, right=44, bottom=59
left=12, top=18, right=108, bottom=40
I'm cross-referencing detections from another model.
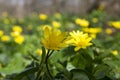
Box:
left=1, top=35, right=10, bottom=42
left=90, top=33, right=97, bottom=39
left=98, top=4, right=104, bottom=11
left=67, top=31, right=92, bottom=51
left=112, top=50, right=118, bottom=56
left=110, top=21, right=120, bottom=29
left=105, top=28, right=112, bottom=35
left=92, top=18, right=98, bottom=23
left=11, top=31, right=21, bottom=37
left=3, top=18, right=10, bottom=24
left=36, top=49, right=42, bottom=56
left=0, top=30, right=4, bottom=37
left=54, top=13, right=61, bottom=19
left=52, top=21, right=61, bottom=28
left=12, top=25, right=22, bottom=33
left=75, top=18, right=89, bottom=27
left=82, top=28, right=102, bottom=34
left=89, top=28, right=102, bottom=34
left=14, top=35, right=25, bottom=44
left=41, top=26, right=68, bottom=50
left=39, top=14, right=48, bottom=21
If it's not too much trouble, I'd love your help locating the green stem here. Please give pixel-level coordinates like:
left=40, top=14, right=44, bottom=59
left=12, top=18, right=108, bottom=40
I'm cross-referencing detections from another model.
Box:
left=45, top=50, right=54, bottom=79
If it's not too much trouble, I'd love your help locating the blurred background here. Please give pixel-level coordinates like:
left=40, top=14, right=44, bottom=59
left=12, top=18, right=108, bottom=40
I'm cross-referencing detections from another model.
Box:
left=0, top=0, right=120, bottom=17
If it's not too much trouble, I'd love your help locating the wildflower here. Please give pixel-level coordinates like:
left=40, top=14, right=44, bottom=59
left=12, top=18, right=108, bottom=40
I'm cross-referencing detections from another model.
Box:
left=112, top=50, right=118, bottom=56
left=67, top=31, right=92, bottom=51
left=92, top=18, right=98, bottom=23
left=3, top=18, right=10, bottom=24
left=42, top=25, right=51, bottom=31
left=41, top=27, right=68, bottom=50
left=52, top=21, right=61, bottom=28
left=1, top=35, right=10, bottom=42
left=82, top=28, right=102, bottom=34
left=54, top=13, right=61, bottom=19
left=105, top=28, right=112, bottom=35
left=0, top=30, right=4, bottom=37
left=12, top=25, right=22, bottom=33
left=36, top=49, right=42, bottom=56
left=11, top=31, right=20, bottom=37
left=90, top=33, right=97, bottom=39
left=110, top=21, right=120, bottom=29
left=14, top=35, right=25, bottom=44
left=75, top=18, right=89, bottom=27
left=39, top=14, right=47, bottom=21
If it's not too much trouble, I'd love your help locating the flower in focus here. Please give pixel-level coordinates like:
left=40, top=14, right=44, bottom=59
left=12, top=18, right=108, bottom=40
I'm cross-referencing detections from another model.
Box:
left=75, top=18, right=89, bottom=27
left=52, top=21, right=61, bottom=28
left=14, top=35, right=25, bottom=44
left=1, top=35, right=10, bottom=42
left=67, top=30, right=92, bottom=51
left=0, top=30, right=4, bottom=37
left=41, top=26, right=68, bottom=50
left=39, top=14, right=47, bottom=21
left=105, top=28, right=113, bottom=35
left=12, top=25, right=22, bottom=33
left=112, top=50, right=118, bottom=56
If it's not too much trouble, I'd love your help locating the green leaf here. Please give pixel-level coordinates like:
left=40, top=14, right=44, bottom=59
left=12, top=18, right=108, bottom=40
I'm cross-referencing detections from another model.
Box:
left=29, top=52, right=39, bottom=61
left=70, top=69, right=89, bottom=80
left=94, top=64, right=110, bottom=79
left=13, top=67, right=39, bottom=80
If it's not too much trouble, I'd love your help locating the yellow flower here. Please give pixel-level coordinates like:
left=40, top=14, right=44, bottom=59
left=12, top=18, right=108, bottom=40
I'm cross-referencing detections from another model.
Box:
left=98, top=5, right=104, bottom=11
left=90, top=33, right=97, bottom=39
left=3, top=18, right=10, bottom=24
left=41, top=27, right=68, bottom=50
left=11, top=31, right=20, bottom=37
left=12, top=26, right=22, bottom=33
left=75, top=18, right=89, bottom=27
left=82, top=28, right=102, bottom=34
left=54, top=13, right=61, bottom=19
left=105, top=28, right=112, bottom=35
left=39, top=14, right=47, bottom=21
left=92, top=18, right=98, bottom=23
left=36, top=49, right=42, bottom=56
left=42, top=25, right=52, bottom=31
left=112, top=50, right=118, bottom=56
left=52, top=21, right=61, bottom=28
left=67, top=31, right=92, bottom=51
left=14, top=35, right=25, bottom=44
left=110, top=21, right=120, bottom=29
left=0, top=30, right=4, bottom=37
left=1, top=35, right=10, bottom=42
